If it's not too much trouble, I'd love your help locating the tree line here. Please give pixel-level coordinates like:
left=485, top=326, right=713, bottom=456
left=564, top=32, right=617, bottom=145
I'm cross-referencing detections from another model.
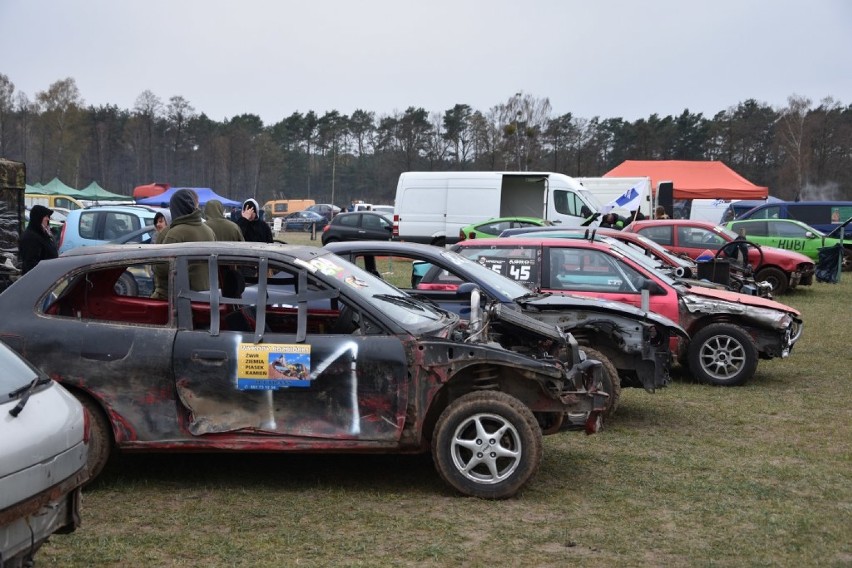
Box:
left=1, top=74, right=850, bottom=206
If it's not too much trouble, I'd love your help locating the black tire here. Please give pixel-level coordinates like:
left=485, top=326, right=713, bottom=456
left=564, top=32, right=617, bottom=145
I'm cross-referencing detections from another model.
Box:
left=431, top=237, right=446, bottom=248
left=579, top=346, right=620, bottom=419
left=432, top=391, right=542, bottom=499
left=688, top=323, right=758, bottom=386
left=75, top=394, right=113, bottom=482
left=114, top=270, right=139, bottom=296
left=755, top=266, right=788, bottom=295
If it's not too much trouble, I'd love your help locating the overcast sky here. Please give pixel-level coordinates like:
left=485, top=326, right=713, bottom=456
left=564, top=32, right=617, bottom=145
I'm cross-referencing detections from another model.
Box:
left=2, top=0, right=850, bottom=125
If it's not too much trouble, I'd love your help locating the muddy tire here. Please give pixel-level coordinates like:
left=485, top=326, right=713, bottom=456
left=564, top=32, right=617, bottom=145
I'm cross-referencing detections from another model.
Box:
left=579, top=346, right=620, bottom=419
left=756, top=266, right=788, bottom=295
left=688, top=323, right=758, bottom=386
left=432, top=391, right=542, bottom=499
left=75, top=394, right=112, bottom=482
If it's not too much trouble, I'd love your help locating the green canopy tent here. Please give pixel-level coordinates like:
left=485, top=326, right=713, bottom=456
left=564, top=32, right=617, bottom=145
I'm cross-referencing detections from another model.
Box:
left=38, top=177, right=85, bottom=197
left=77, top=181, right=131, bottom=202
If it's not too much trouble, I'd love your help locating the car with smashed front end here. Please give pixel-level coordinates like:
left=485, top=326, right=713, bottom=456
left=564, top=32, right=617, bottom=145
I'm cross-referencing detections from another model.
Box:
left=0, top=242, right=606, bottom=499
left=453, top=237, right=803, bottom=387
left=325, top=240, right=687, bottom=420
left=0, top=339, right=88, bottom=566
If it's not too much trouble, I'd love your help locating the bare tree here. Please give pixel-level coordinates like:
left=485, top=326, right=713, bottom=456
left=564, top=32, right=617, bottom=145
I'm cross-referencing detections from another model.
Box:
left=166, top=95, right=196, bottom=179
left=133, top=90, right=163, bottom=181
left=777, top=95, right=812, bottom=200
left=36, top=77, right=84, bottom=181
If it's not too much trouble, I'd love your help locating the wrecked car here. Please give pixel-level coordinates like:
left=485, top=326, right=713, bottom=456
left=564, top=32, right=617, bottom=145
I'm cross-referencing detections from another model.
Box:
left=0, top=242, right=606, bottom=499
left=623, top=219, right=815, bottom=295
left=326, top=241, right=687, bottom=419
left=499, top=225, right=774, bottom=298
left=453, top=237, right=803, bottom=387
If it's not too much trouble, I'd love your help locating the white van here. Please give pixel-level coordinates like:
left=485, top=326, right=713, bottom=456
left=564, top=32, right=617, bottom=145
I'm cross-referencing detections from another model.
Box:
left=393, top=171, right=603, bottom=245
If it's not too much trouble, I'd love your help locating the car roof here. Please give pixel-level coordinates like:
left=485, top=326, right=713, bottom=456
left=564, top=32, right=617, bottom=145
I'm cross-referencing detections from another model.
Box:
left=456, top=236, right=606, bottom=249
left=70, top=204, right=160, bottom=216
left=60, top=241, right=332, bottom=262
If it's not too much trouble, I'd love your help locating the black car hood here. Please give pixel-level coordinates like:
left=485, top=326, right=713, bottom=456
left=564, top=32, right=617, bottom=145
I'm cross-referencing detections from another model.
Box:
left=518, top=292, right=687, bottom=337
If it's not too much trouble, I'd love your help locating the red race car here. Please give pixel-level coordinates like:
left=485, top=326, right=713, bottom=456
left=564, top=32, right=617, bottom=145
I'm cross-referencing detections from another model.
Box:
left=623, top=220, right=815, bottom=294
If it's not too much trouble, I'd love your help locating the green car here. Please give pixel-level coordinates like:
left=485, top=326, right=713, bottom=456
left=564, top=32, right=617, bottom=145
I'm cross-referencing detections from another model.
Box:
left=459, top=216, right=551, bottom=240
left=725, top=218, right=848, bottom=266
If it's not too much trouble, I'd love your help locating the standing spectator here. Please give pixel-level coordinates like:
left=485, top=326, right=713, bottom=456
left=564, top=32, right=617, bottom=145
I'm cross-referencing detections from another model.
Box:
left=152, top=211, right=171, bottom=244
left=629, top=209, right=646, bottom=222
left=19, top=205, right=58, bottom=275
left=151, top=189, right=216, bottom=299
left=599, top=213, right=626, bottom=230
left=655, top=206, right=670, bottom=220
left=236, top=198, right=273, bottom=243
left=204, top=199, right=244, bottom=242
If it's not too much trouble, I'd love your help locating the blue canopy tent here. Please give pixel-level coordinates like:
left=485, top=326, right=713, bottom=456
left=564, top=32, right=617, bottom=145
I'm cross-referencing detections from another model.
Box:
left=136, top=187, right=241, bottom=209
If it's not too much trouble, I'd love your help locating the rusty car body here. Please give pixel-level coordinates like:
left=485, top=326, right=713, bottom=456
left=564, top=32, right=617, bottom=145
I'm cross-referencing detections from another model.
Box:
left=453, top=237, right=803, bottom=387
left=0, top=242, right=606, bottom=499
left=325, top=240, right=688, bottom=419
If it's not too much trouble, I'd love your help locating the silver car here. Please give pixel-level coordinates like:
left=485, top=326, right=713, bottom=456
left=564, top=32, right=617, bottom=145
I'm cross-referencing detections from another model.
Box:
left=0, top=339, right=88, bottom=565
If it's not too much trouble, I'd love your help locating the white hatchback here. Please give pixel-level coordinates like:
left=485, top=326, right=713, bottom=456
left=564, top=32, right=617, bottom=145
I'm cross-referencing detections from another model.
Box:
left=0, top=339, right=88, bottom=565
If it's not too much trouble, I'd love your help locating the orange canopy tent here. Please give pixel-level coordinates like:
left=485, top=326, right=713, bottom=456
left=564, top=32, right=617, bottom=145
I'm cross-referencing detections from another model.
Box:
left=603, top=160, right=768, bottom=200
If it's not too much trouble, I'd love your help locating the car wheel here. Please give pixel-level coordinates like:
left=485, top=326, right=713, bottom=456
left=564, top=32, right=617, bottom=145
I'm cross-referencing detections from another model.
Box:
left=755, top=266, right=788, bottom=295
left=579, top=346, right=620, bottom=419
left=432, top=391, right=542, bottom=499
left=688, top=323, right=758, bottom=386
left=114, top=270, right=139, bottom=296
left=431, top=237, right=446, bottom=248
left=75, top=394, right=113, bottom=482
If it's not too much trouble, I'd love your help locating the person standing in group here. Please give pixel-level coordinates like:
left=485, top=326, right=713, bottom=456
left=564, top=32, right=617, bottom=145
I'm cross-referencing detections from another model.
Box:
left=236, top=198, right=273, bottom=243
left=150, top=188, right=216, bottom=299
left=19, top=205, right=59, bottom=275
left=655, top=206, right=670, bottom=220
left=152, top=211, right=171, bottom=244
left=204, top=199, right=244, bottom=242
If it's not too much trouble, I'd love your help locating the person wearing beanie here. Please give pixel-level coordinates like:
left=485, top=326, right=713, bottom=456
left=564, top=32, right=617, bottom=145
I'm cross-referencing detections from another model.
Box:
left=203, top=199, right=244, bottom=242
left=151, top=188, right=216, bottom=299
left=19, top=204, right=59, bottom=275
left=236, top=198, right=273, bottom=243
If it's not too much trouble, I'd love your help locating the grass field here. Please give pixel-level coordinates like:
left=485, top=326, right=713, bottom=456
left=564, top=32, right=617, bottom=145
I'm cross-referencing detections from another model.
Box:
left=41, top=239, right=851, bottom=567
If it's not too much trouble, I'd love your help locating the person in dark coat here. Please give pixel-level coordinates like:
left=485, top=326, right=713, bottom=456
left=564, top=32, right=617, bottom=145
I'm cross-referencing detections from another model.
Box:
left=151, top=189, right=216, bottom=299
left=19, top=205, right=59, bottom=275
left=204, top=199, right=244, bottom=242
left=236, top=198, right=273, bottom=243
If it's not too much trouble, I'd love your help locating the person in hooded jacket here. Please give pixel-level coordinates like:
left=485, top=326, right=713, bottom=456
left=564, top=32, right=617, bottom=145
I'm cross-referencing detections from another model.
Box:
left=19, top=205, right=59, bottom=275
left=151, top=189, right=216, bottom=299
left=204, top=199, right=244, bottom=242
left=236, top=198, right=273, bottom=243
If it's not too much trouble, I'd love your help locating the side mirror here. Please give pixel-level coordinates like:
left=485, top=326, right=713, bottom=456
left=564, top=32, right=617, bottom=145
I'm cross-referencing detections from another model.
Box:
left=805, top=231, right=815, bottom=239
left=641, top=278, right=666, bottom=295
left=456, top=282, right=479, bottom=298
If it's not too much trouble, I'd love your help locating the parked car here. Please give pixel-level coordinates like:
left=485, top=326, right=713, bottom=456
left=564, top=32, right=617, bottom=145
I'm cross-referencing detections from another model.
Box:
left=0, top=338, right=88, bottom=566
left=321, top=211, right=394, bottom=245
left=499, top=225, right=774, bottom=297
left=0, top=242, right=606, bottom=499
left=326, top=240, right=687, bottom=419
left=459, top=216, right=552, bottom=240
left=725, top=218, right=850, bottom=270
left=282, top=210, right=328, bottom=232
left=453, top=237, right=803, bottom=387
left=729, top=199, right=852, bottom=237
left=58, top=204, right=159, bottom=253
left=304, top=203, right=341, bottom=222
left=623, top=219, right=815, bottom=294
